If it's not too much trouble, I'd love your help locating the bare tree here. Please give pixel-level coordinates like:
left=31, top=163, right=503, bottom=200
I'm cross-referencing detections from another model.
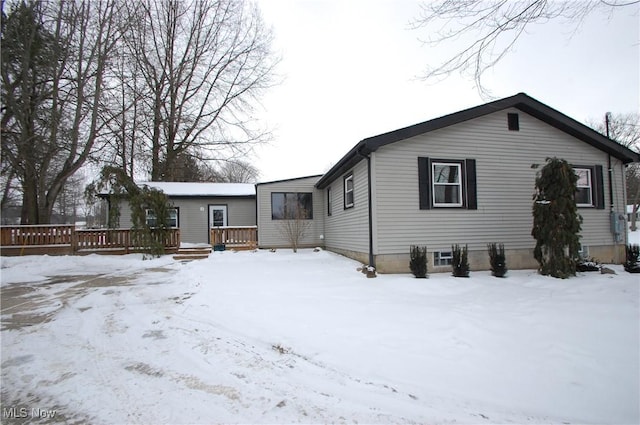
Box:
left=101, top=37, right=148, bottom=180
left=53, top=173, right=85, bottom=224
left=589, top=113, right=640, bottom=231
left=213, top=159, right=260, bottom=183
left=411, top=0, right=637, bottom=96
left=124, top=0, right=276, bottom=182
left=1, top=0, right=124, bottom=224
left=275, top=194, right=312, bottom=253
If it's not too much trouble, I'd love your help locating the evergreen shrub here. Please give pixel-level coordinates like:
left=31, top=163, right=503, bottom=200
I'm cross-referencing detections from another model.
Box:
left=487, top=243, right=507, bottom=277
left=624, top=244, right=640, bottom=273
left=409, top=245, right=428, bottom=278
left=452, top=244, right=470, bottom=277
left=531, top=157, right=582, bottom=278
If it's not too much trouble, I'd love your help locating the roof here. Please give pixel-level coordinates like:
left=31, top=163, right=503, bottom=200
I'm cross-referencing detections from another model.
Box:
left=316, top=92, right=640, bottom=189
left=138, top=181, right=255, bottom=197
left=255, top=174, right=324, bottom=186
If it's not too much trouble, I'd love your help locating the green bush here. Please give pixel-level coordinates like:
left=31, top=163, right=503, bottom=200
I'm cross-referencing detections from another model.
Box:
left=452, top=244, right=470, bottom=277
left=487, top=243, right=507, bottom=277
left=624, top=244, right=640, bottom=273
left=409, top=245, right=428, bottom=278
left=531, top=157, right=582, bottom=278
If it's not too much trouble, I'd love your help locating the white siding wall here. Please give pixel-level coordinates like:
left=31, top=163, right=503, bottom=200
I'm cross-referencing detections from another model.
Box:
left=256, top=176, right=324, bottom=248
left=117, top=196, right=256, bottom=244
left=323, top=160, right=370, bottom=254
left=373, top=108, right=626, bottom=255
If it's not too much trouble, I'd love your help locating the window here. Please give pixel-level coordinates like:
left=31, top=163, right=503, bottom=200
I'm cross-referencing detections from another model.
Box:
left=271, top=192, right=313, bottom=220
left=578, top=244, right=589, bottom=258
left=508, top=113, right=520, bottom=131
left=572, top=165, right=605, bottom=209
left=344, top=173, right=354, bottom=209
left=434, top=251, right=453, bottom=266
left=327, top=187, right=332, bottom=216
left=575, top=168, right=593, bottom=206
left=432, top=162, right=463, bottom=207
left=419, top=157, right=477, bottom=210
left=145, top=208, right=178, bottom=228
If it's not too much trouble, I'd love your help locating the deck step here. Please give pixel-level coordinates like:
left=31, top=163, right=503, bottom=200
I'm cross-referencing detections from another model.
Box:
left=173, top=254, right=210, bottom=261
left=173, top=246, right=212, bottom=261
left=176, top=248, right=212, bottom=254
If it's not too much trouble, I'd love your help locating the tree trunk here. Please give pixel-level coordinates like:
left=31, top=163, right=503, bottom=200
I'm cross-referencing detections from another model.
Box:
left=20, top=175, right=39, bottom=224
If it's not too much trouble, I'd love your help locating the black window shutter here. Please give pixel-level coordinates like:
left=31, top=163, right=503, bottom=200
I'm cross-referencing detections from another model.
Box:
left=418, top=157, right=431, bottom=210
left=594, top=165, right=605, bottom=209
left=465, top=159, right=477, bottom=210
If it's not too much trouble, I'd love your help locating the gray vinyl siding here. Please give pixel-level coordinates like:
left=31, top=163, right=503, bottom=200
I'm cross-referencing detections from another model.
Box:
left=117, top=196, right=256, bottom=244
left=373, top=108, right=627, bottom=254
left=256, top=176, right=324, bottom=248
left=323, top=160, right=370, bottom=254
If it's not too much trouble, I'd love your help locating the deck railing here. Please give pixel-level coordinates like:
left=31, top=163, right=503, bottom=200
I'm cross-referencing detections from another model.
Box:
left=211, top=226, right=257, bottom=251
left=76, top=228, right=180, bottom=252
left=0, top=225, right=180, bottom=256
left=0, top=224, right=75, bottom=246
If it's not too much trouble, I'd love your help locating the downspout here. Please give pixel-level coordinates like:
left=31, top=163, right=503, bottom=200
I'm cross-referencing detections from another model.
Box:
left=605, top=113, right=614, bottom=212
left=608, top=155, right=614, bottom=212
left=356, top=149, right=375, bottom=268
left=605, top=113, right=622, bottom=258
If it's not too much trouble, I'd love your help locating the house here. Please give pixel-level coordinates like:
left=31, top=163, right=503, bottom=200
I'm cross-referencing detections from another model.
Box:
left=108, top=93, right=638, bottom=272
left=256, top=93, right=639, bottom=272
left=114, top=181, right=256, bottom=245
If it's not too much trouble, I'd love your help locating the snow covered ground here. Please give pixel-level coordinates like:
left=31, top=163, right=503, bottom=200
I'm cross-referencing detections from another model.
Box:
left=1, top=249, right=638, bottom=424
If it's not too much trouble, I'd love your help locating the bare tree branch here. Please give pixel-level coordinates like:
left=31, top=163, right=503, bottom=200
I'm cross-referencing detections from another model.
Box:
left=411, top=0, right=633, bottom=97
left=123, top=0, right=277, bottom=181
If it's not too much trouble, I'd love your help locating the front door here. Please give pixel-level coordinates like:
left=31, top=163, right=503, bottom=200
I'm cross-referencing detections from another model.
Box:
left=209, top=205, right=228, bottom=228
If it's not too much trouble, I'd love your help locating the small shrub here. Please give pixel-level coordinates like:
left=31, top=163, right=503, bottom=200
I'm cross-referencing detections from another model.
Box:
left=451, top=244, right=470, bottom=277
left=487, top=243, right=507, bottom=277
left=409, top=245, right=428, bottom=278
left=624, top=244, right=640, bottom=273
left=272, top=344, right=290, bottom=355
left=576, top=257, right=601, bottom=272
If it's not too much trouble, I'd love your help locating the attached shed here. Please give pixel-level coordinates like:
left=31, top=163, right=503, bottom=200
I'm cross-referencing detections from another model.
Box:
left=116, top=182, right=256, bottom=244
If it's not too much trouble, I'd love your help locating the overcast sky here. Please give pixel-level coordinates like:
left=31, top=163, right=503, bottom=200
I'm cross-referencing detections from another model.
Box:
left=253, top=0, right=639, bottom=182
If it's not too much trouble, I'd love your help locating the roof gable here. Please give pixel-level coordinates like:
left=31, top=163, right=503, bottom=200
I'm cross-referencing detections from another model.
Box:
left=316, top=93, right=639, bottom=189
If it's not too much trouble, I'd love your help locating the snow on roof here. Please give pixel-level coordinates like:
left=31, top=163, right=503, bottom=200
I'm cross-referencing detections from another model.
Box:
left=138, top=181, right=255, bottom=197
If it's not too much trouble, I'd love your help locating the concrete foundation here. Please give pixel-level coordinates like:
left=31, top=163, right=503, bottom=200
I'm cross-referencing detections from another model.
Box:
left=326, top=245, right=626, bottom=274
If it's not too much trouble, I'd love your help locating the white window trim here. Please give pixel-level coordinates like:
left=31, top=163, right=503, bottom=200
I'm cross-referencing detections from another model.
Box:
left=434, top=251, right=453, bottom=266
left=575, top=167, right=593, bottom=207
left=145, top=209, right=156, bottom=227
left=344, top=174, right=354, bottom=209
left=578, top=244, right=589, bottom=258
left=145, top=208, right=178, bottom=228
left=168, top=208, right=178, bottom=228
left=432, top=162, right=463, bottom=207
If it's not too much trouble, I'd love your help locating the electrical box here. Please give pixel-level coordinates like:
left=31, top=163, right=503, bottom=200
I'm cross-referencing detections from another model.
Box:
left=611, top=212, right=625, bottom=243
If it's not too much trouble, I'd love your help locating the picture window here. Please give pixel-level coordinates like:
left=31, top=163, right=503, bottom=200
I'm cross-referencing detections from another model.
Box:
left=271, top=192, right=313, bottom=220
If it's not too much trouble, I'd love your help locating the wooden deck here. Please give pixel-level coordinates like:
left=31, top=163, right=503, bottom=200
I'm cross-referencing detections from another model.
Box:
left=210, top=226, right=257, bottom=251
left=0, top=225, right=180, bottom=256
